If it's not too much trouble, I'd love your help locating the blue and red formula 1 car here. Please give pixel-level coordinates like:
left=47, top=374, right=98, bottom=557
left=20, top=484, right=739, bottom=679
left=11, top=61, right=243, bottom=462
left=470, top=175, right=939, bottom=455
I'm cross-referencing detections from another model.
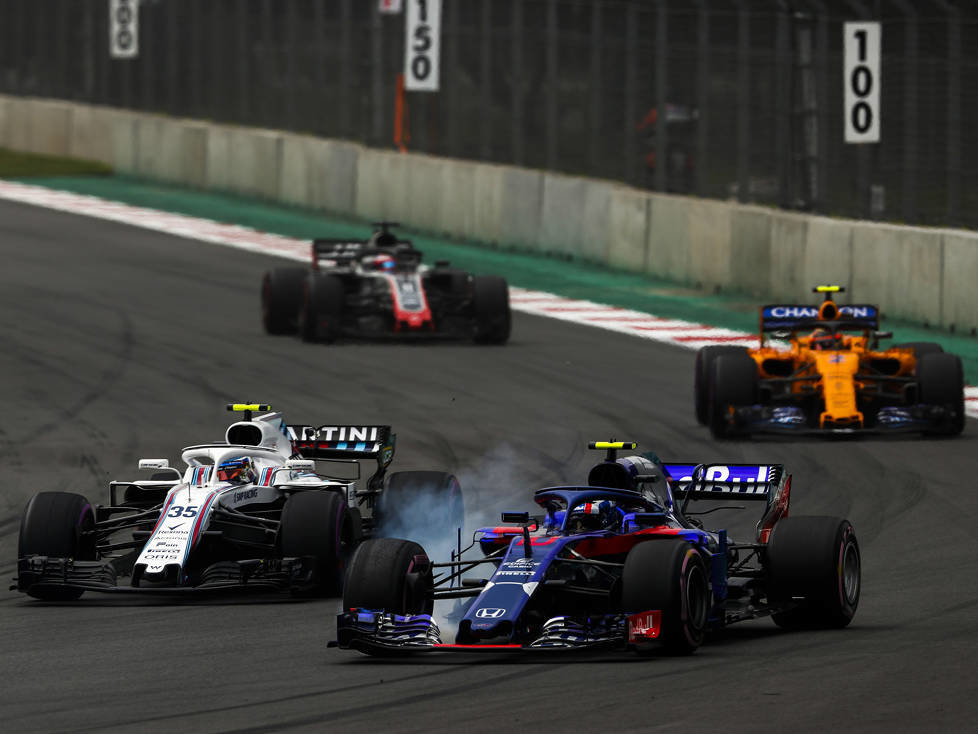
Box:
left=333, top=441, right=861, bottom=656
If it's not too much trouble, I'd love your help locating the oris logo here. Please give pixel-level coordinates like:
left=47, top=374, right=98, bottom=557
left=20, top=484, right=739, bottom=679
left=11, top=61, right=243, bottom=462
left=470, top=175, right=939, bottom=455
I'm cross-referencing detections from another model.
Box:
left=475, top=607, right=506, bottom=619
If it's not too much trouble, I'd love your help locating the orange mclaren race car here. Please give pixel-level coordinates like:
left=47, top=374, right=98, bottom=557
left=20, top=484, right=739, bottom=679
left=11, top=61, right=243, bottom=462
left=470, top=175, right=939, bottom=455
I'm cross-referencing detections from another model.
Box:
left=695, top=286, right=965, bottom=438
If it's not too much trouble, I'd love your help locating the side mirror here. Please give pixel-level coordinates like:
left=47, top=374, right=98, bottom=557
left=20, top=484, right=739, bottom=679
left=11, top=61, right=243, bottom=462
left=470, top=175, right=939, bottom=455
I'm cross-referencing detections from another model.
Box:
left=501, top=511, right=529, bottom=524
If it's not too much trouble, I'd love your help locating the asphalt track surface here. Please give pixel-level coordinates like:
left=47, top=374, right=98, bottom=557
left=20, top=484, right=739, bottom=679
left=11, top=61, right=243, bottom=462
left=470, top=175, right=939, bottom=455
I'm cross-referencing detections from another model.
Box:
left=2, top=199, right=977, bottom=733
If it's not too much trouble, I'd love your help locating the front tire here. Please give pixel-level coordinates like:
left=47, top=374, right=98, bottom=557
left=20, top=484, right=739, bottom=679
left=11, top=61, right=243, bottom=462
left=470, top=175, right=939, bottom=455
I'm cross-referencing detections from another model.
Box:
left=279, top=491, right=354, bottom=596
left=472, top=275, right=511, bottom=344
left=621, top=539, right=710, bottom=655
left=298, top=273, right=344, bottom=343
left=766, top=516, right=860, bottom=629
left=695, top=346, right=749, bottom=425
left=261, top=267, right=307, bottom=335
left=18, top=492, right=97, bottom=601
left=917, top=352, right=965, bottom=436
left=343, top=538, right=434, bottom=615
left=708, top=353, right=758, bottom=439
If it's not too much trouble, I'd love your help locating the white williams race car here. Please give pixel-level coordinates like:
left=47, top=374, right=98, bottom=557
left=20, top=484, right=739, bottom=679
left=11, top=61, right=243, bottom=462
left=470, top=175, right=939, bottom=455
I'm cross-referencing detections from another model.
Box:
left=13, top=404, right=463, bottom=600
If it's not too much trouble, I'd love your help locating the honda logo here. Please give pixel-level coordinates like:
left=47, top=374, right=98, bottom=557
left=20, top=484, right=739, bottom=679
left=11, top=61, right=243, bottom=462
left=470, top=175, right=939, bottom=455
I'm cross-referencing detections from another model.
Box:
left=475, top=607, right=506, bottom=619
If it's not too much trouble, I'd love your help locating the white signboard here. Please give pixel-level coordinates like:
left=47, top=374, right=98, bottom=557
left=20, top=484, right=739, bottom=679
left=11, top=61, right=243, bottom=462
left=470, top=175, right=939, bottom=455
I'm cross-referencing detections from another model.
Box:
left=843, top=22, right=880, bottom=143
left=404, top=0, right=441, bottom=92
left=109, top=0, right=139, bottom=59
left=379, top=0, right=404, bottom=13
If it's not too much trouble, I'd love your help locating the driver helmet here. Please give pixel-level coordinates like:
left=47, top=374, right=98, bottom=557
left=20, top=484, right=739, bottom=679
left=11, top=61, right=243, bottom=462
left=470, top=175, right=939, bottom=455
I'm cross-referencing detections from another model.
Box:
left=366, top=253, right=396, bottom=271
left=810, top=328, right=844, bottom=351
left=566, top=500, right=618, bottom=534
left=216, top=456, right=257, bottom=485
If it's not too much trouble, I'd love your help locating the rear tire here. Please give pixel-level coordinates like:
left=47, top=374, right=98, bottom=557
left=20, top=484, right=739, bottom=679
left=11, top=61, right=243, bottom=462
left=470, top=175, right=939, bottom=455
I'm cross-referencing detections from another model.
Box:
left=472, top=275, right=511, bottom=344
left=376, top=471, right=464, bottom=549
left=18, top=492, right=97, bottom=601
left=695, top=346, right=748, bottom=425
left=917, top=352, right=965, bottom=436
left=279, top=491, right=354, bottom=596
left=298, top=273, right=344, bottom=343
left=708, top=353, right=758, bottom=439
left=262, top=267, right=307, bottom=335
left=343, top=538, right=433, bottom=615
left=621, top=540, right=710, bottom=655
left=766, top=516, right=860, bottom=629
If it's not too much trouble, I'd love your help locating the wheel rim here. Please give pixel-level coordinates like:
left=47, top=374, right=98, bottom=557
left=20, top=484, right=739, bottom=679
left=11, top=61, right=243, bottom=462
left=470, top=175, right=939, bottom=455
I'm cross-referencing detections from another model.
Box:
left=841, top=541, right=860, bottom=605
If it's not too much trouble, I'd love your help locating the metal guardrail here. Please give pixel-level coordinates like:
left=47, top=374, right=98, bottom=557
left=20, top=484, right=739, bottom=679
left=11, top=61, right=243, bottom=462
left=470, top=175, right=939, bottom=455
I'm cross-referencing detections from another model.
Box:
left=0, top=0, right=974, bottom=228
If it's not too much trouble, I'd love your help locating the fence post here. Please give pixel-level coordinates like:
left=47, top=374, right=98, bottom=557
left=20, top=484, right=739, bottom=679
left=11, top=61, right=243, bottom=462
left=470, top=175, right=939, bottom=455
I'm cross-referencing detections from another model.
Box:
left=792, top=8, right=816, bottom=210
left=654, top=0, right=668, bottom=193
left=934, top=0, right=961, bottom=222
left=694, top=0, right=710, bottom=197
left=546, top=0, right=558, bottom=170
left=480, top=0, right=492, bottom=160
left=891, top=0, right=918, bottom=223
left=624, top=2, right=638, bottom=185
left=336, top=0, right=351, bottom=138
left=589, top=2, right=602, bottom=174
left=236, top=0, right=249, bottom=122
left=775, top=2, right=791, bottom=208
left=512, top=0, right=525, bottom=165
left=371, top=0, right=384, bottom=147
left=736, top=0, right=751, bottom=202
left=285, top=0, right=298, bottom=132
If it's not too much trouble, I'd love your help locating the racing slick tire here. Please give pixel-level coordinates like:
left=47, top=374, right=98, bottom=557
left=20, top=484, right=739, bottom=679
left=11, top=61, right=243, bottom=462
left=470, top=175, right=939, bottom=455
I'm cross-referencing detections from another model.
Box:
left=279, top=491, right=354, bottom=596
left=766, top=516, right=860, bottom=629
left=261, top=266, right=307, bottom=335
left=343, top=538, right=434, bottom=616
left=917, top=352, right=965, bottom=436
left=893, top=341, right=943, bottom=359
left=472, top=275, right=511, bottom=344
left=18, top=492, right=97, bottom=601
left=298, top=273, right=344, bottom=343
left=376, top=471, right=464, bottom=549
left=695, top=346, right=749, bottom=425
left=621, top=539, right=710, bottom=655
left=708, top=353, right=758, bottom=439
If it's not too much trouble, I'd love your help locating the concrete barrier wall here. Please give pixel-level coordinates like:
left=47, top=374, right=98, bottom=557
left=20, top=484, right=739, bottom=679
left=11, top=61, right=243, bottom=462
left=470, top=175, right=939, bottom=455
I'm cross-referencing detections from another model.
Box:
left=3, top=94, right=977, bottom=332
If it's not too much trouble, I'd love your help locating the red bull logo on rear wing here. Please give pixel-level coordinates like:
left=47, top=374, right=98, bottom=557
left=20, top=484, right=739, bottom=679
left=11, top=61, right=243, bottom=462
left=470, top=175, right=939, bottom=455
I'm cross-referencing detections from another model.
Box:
left=664, top=463, right=784, bottom=500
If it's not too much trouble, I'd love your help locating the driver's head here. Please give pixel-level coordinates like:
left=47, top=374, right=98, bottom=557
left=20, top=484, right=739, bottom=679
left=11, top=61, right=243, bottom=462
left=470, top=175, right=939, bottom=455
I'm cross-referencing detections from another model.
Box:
left=566, top=500, right=618, bottom=534
left=810, top=329, right=843, bottom=351
left=366, top=253, right=395, bottom=271
left=217, top=456, right=256, bottom=485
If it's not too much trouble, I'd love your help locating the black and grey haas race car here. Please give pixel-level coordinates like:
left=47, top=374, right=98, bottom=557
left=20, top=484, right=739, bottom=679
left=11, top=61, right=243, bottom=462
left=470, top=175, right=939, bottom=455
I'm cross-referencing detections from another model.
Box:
left=261, top=222, right=510, bottom=344
left=13, top=404, right=463, bottom=600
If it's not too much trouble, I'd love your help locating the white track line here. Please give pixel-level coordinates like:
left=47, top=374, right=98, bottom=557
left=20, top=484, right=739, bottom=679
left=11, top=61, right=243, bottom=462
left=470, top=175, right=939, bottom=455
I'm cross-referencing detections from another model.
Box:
left=1, top=179, right=975, bottom=418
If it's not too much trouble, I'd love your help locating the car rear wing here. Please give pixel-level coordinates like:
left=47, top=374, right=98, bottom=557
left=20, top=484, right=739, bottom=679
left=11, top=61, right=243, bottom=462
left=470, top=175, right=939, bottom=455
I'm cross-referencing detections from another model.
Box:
left=759, top=304, right=879, bottom=333
left=665, top=463, right=784, bottom=501
left=312, top=239, right=367, bottom=268
left=311, top=239, right=422, bottom=269
left=286, top=424, right=394, bottom=463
